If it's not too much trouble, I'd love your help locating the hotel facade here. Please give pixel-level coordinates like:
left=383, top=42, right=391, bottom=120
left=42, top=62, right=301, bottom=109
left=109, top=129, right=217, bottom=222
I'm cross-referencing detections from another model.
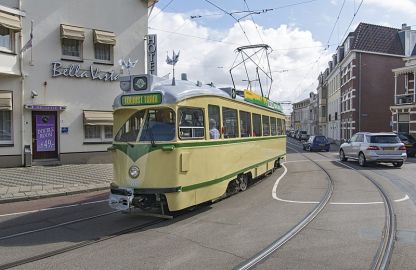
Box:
left=0, top=0, right=149, bottom=167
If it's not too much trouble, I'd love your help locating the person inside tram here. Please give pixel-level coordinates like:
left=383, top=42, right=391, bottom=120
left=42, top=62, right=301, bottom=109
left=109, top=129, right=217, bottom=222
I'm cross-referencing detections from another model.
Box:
left=141, top=109, right=175, bottom=141
left=209, top=119, right=220, bottom=139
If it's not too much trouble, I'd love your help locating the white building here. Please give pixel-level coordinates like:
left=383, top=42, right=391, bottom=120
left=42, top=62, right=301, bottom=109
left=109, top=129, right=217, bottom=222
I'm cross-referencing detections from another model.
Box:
left=326, top=61, right=341, bottom=143
left=0, top=0, right=150, bottom=167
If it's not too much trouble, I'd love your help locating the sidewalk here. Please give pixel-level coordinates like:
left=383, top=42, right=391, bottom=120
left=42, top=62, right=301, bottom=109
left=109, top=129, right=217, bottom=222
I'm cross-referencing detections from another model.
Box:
left=0, top=164, right=112, bottom=204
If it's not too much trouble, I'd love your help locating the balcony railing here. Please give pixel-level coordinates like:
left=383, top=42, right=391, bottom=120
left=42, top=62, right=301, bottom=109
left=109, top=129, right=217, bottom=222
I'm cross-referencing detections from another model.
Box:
left=395, top=93, right=415, bottom=105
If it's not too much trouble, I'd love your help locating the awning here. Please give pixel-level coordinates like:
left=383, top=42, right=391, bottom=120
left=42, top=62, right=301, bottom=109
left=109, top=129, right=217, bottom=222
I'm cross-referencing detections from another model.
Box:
left=60, top=24, right=85, bottom=40
left=0, top=11, right=21, bottom=31
left=0, top=92, right=12, bottom=110
left=84, top=111, right=113, bottom=126
left=93, top=30, right=116, bottom=45
left=24, top=104, right=66, bottom=111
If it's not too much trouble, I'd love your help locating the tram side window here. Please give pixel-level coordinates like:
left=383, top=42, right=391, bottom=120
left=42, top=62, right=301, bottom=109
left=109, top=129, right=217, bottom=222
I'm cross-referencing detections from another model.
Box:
left=252, top=113, right=261, bottom=137
left=262, top=115, right=270, bottom=136
left=222, top=107, right=238, bottom=138
left=239, top=111, right=251, bottom=137
left=179, top=107, right=204, bottom=139
left=277, top=119, right=283, bottom=135
left=208, top=105, right=221, bottom=139
left=282, top=120, right=286, bottom=134
left=270, top=117, right=277, bottom=136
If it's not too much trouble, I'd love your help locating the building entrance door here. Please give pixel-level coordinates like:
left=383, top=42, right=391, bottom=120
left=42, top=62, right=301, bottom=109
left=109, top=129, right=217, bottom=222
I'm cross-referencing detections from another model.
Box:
left=32, top=111, right=58, bottom=160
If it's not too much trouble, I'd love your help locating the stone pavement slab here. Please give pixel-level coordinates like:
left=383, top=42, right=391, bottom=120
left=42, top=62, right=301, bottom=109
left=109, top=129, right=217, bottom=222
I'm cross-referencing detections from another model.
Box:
left=0, top=164, right=112, bottom=204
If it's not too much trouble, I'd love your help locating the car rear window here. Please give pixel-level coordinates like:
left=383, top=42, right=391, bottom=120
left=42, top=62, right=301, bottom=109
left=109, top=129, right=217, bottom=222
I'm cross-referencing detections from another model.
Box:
left=300, top=131, right=307, bottom=134
left=369, top=135, right=400, bottom=144
left=314, top=136, right=328, bottom=143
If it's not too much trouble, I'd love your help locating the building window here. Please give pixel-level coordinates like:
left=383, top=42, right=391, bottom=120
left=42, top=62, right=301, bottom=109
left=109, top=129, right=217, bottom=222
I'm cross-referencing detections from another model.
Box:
left=398, top=113, right=410, bottom=133
left=60, top=24, right=84, bottom=61
left=222, top=107, right=238, bottom=138
left=83, top=110, right=113, bottom=143
left=62, top=38, right=82, bottom=58
left=95, top=43, right=111, bottom=61
left=208, top=105, right=221, bottom=139
left=239, top=111, right=251, bottom=137
left=93, top=30, right=115, bottom=64
left=0, top=91, right=12, bottom=144
left=0, top=25, right=13, bottom=53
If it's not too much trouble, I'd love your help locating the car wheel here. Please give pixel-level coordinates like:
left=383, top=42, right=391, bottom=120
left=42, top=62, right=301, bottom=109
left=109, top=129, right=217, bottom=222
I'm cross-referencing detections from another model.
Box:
left=339, top=149, right=347, bottom=161
left=358, top=152, right=366, bottom=167
left=392, top=161, right=403, bottom=168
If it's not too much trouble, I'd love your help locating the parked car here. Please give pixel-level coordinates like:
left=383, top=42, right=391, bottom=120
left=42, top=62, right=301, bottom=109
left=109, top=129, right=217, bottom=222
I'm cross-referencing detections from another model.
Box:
left=303, top=135, right=330, bottom=152
left=339, top=132, right=407, bottom=167
left=297, top=130, right=308, bottom=141
left=396, top=132, right=416, bottom=157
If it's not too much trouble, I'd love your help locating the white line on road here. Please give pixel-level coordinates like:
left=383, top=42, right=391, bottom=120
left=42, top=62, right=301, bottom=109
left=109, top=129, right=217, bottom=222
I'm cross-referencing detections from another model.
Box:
left=0, top=199, right=109, bottom=218
left=273, top=146, right=409, bottom=205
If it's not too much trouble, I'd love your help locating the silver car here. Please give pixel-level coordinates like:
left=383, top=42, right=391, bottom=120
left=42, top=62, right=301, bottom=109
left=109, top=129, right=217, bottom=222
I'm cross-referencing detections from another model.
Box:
left=339, top=132, right=407, bottom=167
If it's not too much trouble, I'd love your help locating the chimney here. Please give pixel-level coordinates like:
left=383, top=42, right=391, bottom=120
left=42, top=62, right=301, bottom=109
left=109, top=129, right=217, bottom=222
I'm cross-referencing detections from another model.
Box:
left=328, top=61, right=333, bottom=72
left=332, top=54, right=337, bottom=66
left=399, top=23, right=416, bottom=57
left=181, top=73, right=188, bottom=81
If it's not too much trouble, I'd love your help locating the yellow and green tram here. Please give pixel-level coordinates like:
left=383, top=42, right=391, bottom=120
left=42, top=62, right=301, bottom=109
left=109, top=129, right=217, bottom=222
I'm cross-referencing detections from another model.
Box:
left=109, top=74, right=286, bottom=215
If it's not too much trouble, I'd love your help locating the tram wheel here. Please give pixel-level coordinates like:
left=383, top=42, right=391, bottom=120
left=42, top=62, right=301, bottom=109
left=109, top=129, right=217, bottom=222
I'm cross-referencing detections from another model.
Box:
left=238, top=174, right=248, bottom=191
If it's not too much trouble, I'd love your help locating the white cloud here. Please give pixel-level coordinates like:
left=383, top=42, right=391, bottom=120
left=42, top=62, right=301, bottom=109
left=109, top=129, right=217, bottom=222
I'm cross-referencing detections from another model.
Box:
left=148, top=8, right=331, bottom=108
left=364, top=0, right=416, bottom=15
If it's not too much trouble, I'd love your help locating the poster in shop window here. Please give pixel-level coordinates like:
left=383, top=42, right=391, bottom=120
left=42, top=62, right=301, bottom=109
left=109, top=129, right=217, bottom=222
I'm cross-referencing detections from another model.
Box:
left=36, top=115, right=56, bottom=152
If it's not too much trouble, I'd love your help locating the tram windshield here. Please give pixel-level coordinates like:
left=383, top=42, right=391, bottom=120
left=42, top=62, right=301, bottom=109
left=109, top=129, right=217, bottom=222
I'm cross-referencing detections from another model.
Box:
left=115, top=108, right=175, bottom=142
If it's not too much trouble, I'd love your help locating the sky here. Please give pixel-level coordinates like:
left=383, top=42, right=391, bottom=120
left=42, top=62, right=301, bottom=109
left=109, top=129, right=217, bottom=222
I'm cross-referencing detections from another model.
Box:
left=148, top=0, right=416, bottom=113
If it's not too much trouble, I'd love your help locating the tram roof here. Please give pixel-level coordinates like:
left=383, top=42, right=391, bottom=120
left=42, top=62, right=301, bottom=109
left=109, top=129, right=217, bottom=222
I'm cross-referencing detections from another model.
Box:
left=113, top=74, right=284, bottom=114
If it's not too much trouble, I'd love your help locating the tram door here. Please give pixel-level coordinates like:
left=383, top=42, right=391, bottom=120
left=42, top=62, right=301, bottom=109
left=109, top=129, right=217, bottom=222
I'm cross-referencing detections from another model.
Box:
left=32, top=111, right=58, bottom=160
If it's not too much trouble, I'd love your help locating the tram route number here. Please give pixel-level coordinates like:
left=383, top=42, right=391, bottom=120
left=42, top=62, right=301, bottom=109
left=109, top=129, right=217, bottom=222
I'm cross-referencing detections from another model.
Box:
left=121, top=93, right=162, bottom=106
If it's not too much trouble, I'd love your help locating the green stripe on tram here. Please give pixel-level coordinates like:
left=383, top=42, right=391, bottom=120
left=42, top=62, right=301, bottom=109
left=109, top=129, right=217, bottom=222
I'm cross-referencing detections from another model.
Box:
left=180, top=154, right=285, bottom=192
left=112, top=135, right=286, bottom=162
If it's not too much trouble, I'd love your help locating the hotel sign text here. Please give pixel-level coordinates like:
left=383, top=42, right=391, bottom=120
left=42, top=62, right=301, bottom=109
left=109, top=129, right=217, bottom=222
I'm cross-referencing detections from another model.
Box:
left=51, top=62, right=120, bottom=82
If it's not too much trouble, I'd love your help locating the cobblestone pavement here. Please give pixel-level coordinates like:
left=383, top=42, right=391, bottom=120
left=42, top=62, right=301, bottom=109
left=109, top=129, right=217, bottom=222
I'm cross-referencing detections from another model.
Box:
left=0, top=164, right=112, bottom=203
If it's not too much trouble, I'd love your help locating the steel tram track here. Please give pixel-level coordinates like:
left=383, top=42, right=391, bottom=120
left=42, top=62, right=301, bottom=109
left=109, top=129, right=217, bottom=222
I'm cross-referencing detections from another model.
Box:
left=0, top=217, right=167, bottom=270
left=288, top=139, right=396, bottom=270
left=234, top=144, right=334, bottom=270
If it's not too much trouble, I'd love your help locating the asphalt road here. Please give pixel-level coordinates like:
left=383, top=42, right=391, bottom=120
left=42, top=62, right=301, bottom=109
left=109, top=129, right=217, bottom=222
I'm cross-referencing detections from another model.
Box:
left=0, top=139, right=415, bottom=270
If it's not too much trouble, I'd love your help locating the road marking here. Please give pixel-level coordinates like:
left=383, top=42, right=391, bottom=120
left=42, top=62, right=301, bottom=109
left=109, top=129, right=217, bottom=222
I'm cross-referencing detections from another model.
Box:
left=0, top=199, right=108, bottom=218
left=273, top=152, right=409, bottom=205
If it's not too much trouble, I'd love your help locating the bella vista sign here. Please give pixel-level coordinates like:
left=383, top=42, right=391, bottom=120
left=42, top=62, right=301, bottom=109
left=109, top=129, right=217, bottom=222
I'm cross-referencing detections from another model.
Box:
left=51, top=61, right=120, bottom=82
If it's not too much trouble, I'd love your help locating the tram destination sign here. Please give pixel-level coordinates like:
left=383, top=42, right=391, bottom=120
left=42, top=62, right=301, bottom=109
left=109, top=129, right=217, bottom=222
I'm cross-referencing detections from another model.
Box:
left=121, top=93, right=162, bottom=106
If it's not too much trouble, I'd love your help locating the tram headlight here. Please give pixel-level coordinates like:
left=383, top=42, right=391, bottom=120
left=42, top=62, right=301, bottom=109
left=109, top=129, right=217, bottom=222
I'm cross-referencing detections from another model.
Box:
left=129, top=165, right=140, bottom=178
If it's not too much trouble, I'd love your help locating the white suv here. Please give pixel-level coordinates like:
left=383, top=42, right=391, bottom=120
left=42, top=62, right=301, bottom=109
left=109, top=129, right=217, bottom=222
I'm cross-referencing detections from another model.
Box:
left=339, top=132, right=407, bottom=167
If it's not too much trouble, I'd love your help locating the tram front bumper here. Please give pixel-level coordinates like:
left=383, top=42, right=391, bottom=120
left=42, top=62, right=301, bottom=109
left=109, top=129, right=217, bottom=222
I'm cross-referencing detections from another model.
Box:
left=109, top=187, right=134, bottom=211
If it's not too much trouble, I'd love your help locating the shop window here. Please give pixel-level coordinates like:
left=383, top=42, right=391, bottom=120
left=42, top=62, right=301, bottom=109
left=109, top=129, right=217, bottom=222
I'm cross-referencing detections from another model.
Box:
left=252, top=113, right=261, bottom=137
left=239, top=111, right=251, bottom=137
left=0, top=91, right=12, bottom=144
left=179, top=107, right=204, bottom=140
left=93, top=30, right=115, bottom=64
left=83, top=110, right=113, bottom=143
left=208, top=105, right=220, bottom=139
left=222, top=107, right=238, bottom=138
left=262, top=115, right=270, bottom=136
left=60, top=24, right=84, bottom=61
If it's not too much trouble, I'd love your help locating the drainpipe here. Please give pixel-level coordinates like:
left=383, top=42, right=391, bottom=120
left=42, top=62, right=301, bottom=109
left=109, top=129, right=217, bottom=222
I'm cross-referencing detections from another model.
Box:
left=358, top=53, right=362, bottom=132
left=19, top=0, right=25, bottom=166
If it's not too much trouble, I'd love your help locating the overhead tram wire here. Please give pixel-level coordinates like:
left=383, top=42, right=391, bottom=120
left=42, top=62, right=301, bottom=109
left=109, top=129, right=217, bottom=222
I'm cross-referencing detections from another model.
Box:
left=149, top=0, right=175, bottom=23
left=339, top=0, right=364, bottom=46
left=243, top=0, right=265, bottom=44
